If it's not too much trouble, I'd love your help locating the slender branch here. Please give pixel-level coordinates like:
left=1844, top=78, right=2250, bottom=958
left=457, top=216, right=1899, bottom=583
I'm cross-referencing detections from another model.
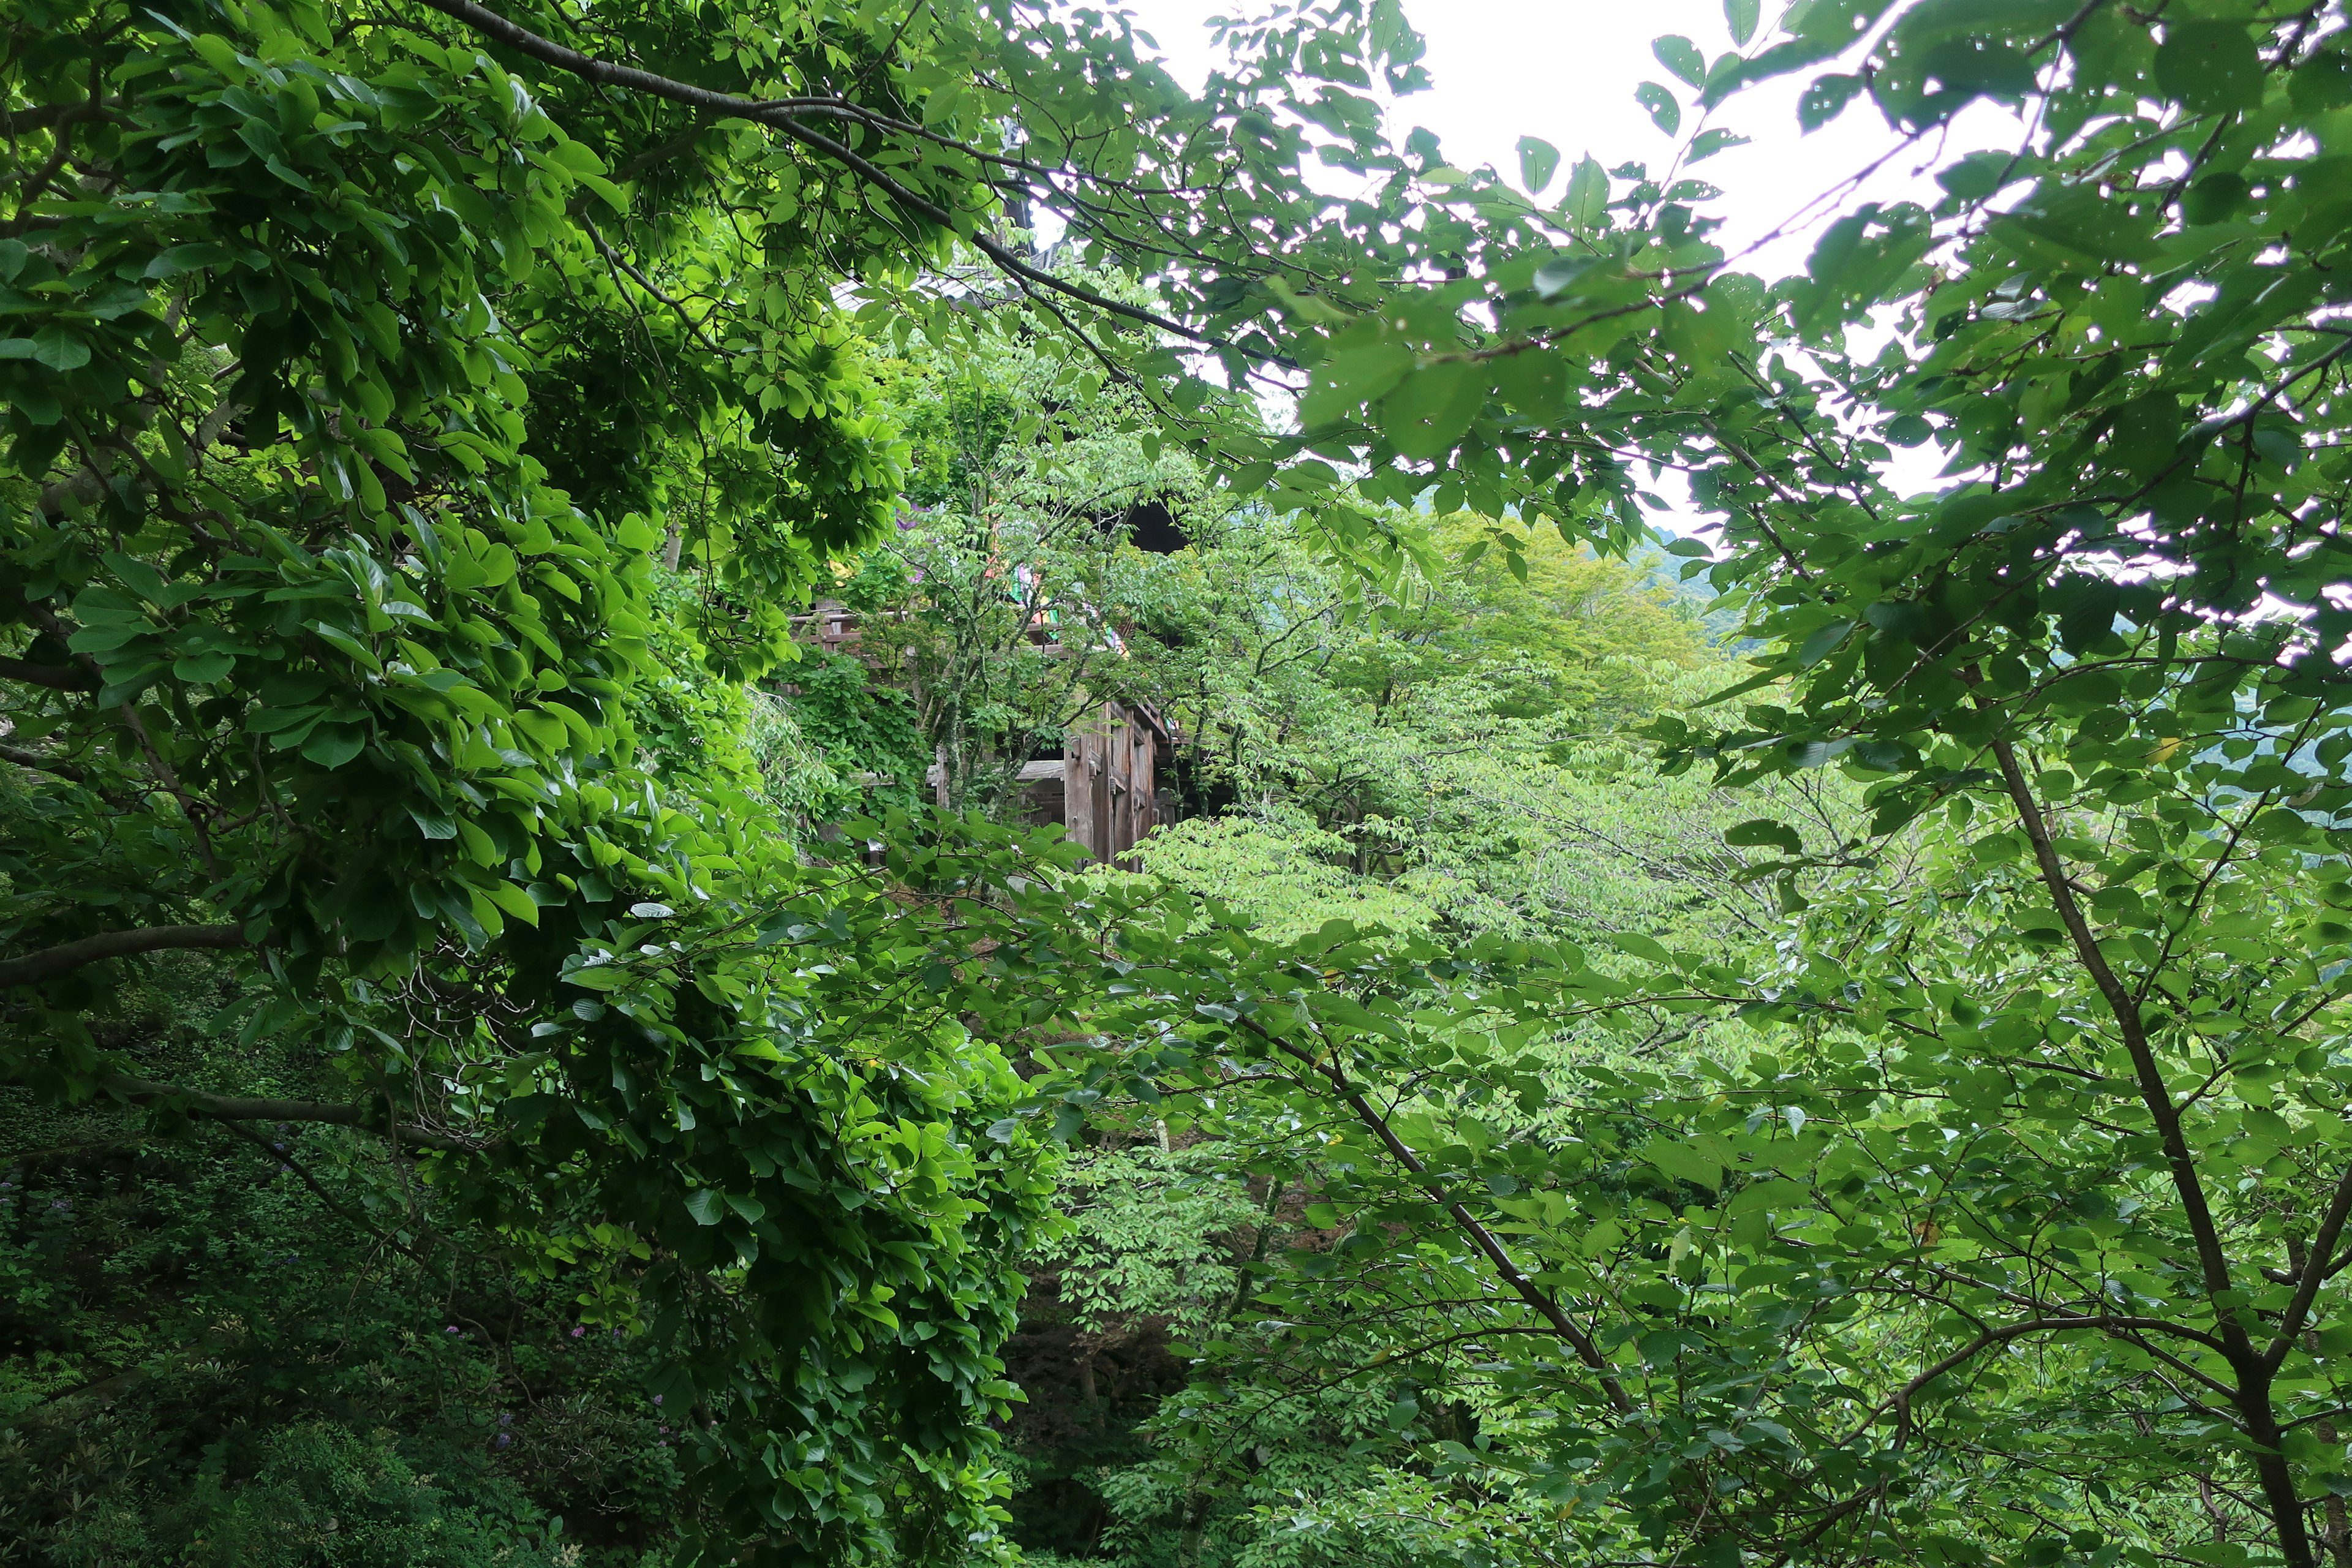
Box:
left=0, top=742, right=85, bottom=782
left=1990, top=739, right=2236, bottom=1311
left=100, top=1073, right=480, bottom=1153
left=580, top=213, right=733, bottom=357
left=416, top=0, right=1286, bottom=364
left=0, top=100, right=121, bottom=135
left=1865, top=1314, right=2234, bottom=1450
left=1989, top=735, right=2316, bottom=1568
left=2269, top=1158, right=2352, bottom=1371
left=1757, top=1482, right=1890, bottom=1568
left=214, top=1120, right=445, bottom=1271
left=1229, top=1009, right=1635, bottom=1413
left=0, top=924, right=244, bottom=988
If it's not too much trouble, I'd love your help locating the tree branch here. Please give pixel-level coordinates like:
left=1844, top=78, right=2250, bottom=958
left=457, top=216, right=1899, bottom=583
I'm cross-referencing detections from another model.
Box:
left=0, top=100, right=122, bottom=135
left=2269, top=1158, right=2352, bottom=1371
left=581, top=213, right=734, bottom=357
left=0, top=924, right=243, bottom=988
left=1989, top=734, right=2316, bottom=1568
left=99, top=1074, right=482, bottom=1153
left=0, top=742, right=86, bottom=782
left=0, top=655, right=96, bottom=692
left=1230, top=1009, right=1635, bottom=1413
left=415, top=0, right=1289, bottom=365
left=1990, top=739, right=2237, bottom=1311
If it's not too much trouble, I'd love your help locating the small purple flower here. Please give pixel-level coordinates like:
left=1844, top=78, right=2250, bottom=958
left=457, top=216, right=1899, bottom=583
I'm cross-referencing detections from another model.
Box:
left=570, top=1325, right=585, bottom=1338
left=658, top=1425, right=670, bottom=1435
left=494, top=1431, right=511, bottom=1450
left=278, top=1163, right=292, bottom=1173
left=499, top=1412, right=513, bottom=1426
left=445, top=1325, right=462, bottom=1335
left=272, top=1142, right=286, bottom=1153
left=652, top=1395, right=664, bottom=1406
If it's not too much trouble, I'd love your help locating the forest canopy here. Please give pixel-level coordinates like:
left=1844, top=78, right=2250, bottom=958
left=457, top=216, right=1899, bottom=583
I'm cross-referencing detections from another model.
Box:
left=8, top=1, right=2352, bottom=1567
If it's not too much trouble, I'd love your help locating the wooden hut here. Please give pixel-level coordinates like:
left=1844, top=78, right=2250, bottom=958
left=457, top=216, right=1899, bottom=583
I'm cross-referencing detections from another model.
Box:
left=788, top=601, right=1182, bottom=865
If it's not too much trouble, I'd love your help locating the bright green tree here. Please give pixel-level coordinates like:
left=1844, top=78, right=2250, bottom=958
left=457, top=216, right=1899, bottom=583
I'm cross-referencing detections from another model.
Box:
left=24, top=0, right=2352, bottom=1564
left=1019, top=7, right=2352, bottom=1568
left=0, top=0, right=1425, bottom=1556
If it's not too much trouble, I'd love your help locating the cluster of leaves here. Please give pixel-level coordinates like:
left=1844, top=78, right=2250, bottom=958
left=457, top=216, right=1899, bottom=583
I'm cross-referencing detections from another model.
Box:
left=0, top=0, right=1216, bottom=1556
left=1, top=1038, right=676, bottom=1566
left=814, top=317, right=1229, bottom=815
left=804, top=8, right=2352, bottom=1566
left=21, top=0, right=2352, bottom=1565
left=1099, top=515, right=1786, bottom=946
left=1020, top=729, right=2352, bottom=1568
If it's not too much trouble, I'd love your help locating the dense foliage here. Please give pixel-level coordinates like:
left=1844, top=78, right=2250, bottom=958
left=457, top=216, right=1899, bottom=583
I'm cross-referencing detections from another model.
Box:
left=15, top=0, right=2352, bottom=1565
left=1023, top=9, right=2352, bottom=1568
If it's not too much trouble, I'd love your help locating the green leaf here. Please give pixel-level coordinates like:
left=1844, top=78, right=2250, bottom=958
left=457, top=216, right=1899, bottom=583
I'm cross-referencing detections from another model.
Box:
left=1647, top=1139, right=1723, bottom=1190
left=1562, top=155, right=1608, bottom=225
left=309, top=621, right=383, bottom=672
left=1935, top=150, right=2016, bottom=203
left=1999, top=180, right=2159, bottom=263
left=1489, top=345, right=1577, bottom=415
left=1608, top=932, right=1675, bottom=965
left=1688, top=128, right=1751, bottom=163
left=481, top=880, right=541, bottom=927
left=1796, top=619, right=1854, bottom=667
left=1380, top=361, right=1485, bottom=461
left=1724, top=818, right=1804, bottom=854
left=1798, top=73, right=1865, bottom=131
left=407, top=806, right=459, bottom=840
left=11, top=385, right=61, bottom=424
left=31, top=324, right=91, bottom=372
left=301, top=725, right=366, bottom=769
left=2291, top=47, right=2352, bottom=113
left=2054, top=575, right=2121, bottom=654
left=1304, top=341, right=1415, bottom=424
left=2157, top=21, right=2265, bottom=116
left=1653, top=36, right=1708, bottom=90
left=1724, top=0, right=1758, bottom=45
left=2106, top=391, right=2181, bottom=481
left=1516, top=135, right=1561, bottom=193
left=145, top=242, right=235, bottom=278
left=684, top=1189, right=725, bottom=1226
left=1635, top=81, right=1682, bottom=136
